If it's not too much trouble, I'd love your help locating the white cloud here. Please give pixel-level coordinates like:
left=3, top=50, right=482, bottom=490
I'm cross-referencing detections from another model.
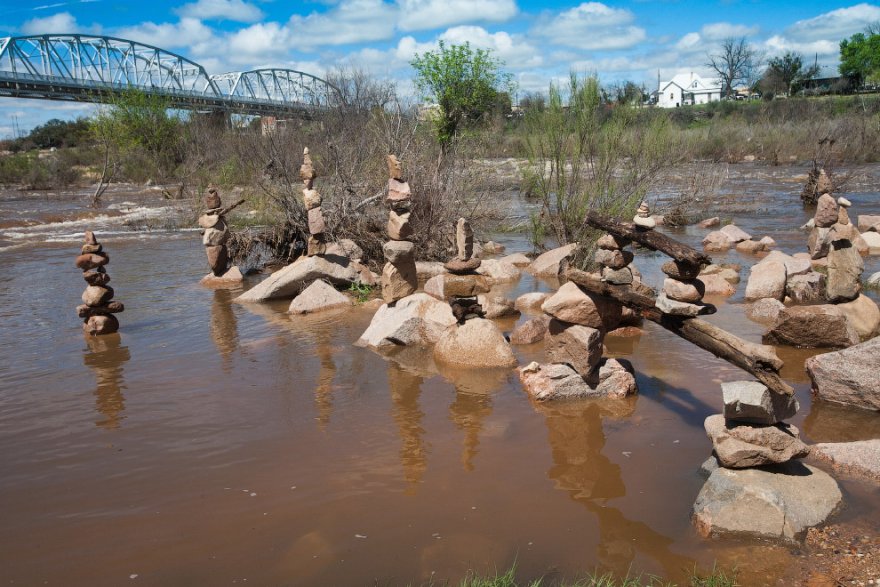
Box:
left=21, top=12, right=79, bottom=34
left=226, top=22, right=290, bottom=62
left=700, top=22, right=760, bottom=41
left=176, top=0, right=264, bottom=23
left=288, top=0, right=397, bottom=47
left=675, top=32, right=701, bottom=51
left=397, top=0, right=518, bottom=32
left=115, top=17, right=215, bottom=51
left=439, top=25, right=542, bottom=69
left=532, top=2, right=646, bottom=51
left=785, top=3, right=880, bottom=43
left=764, top=35, right=839, bottom=57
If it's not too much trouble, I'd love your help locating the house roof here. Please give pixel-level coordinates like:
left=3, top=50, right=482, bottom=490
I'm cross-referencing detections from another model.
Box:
left=659, top=73, right=721, bottom=94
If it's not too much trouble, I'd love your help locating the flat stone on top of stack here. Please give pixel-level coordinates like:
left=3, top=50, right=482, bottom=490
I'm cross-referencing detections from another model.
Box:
left=300, top=147, right=327, bottom=257
left=75, top=230, right=124, bottom=335
left=633, top=201, right=655, bottom=229
left=380, top=154, right=418, bottom=304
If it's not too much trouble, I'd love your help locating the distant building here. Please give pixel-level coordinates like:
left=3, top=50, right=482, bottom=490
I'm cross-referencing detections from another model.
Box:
left=657, top=73, right=723, bottom=108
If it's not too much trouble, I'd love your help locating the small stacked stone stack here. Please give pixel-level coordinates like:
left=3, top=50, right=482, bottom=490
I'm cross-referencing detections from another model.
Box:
left=442, top=218, right=490, bottom=322
left=633, top=201, right=656, bottom=229
left=704, top=381, right=807, bottom=469
left=300, top=147, right=326, bottom=256
left=595, top=233, right=634, bottom=285
left=380, top=154, right=418, bottom=304
left=808, top=193, right=863, bottom=303
left=75, top=230, right=124, bottom=335
left=198, top=188, right=236, bottom=279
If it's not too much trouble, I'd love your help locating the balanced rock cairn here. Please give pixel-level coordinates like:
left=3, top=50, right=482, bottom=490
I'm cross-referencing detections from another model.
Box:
left=75, top=230, right=124, bottom=335
left=443, top=218, right=490, bottom=322
left=807, top=193, right=863, bottom=302
left=380, top=154, right=418, bottom=304
left=704, top=381, right=805, bottom=469
left=633, top=201, right=656, bottom=229
left=300, top=147, right=326, bottom=256
left=198, top=188, right=244, bottom=281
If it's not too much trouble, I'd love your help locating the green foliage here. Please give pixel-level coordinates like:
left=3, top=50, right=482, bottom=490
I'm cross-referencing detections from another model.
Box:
left=761, top=51, right=821, bottom=96
left=411, top=41, right=514, bottom=145
left=523, top=73, right=676, bottom=257
left=6, top=118, right=92, bottom=152
left=90, top=89, right=183, bottom=181
left=0, top=151, right=81, bottom=188
left=839, top=30, right=880, bottom=84
left=348, top=282, right=375, bottom=304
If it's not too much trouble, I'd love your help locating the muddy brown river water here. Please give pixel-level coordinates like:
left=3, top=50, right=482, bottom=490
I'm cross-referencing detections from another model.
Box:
left=1, top=167, right=879, bottom=586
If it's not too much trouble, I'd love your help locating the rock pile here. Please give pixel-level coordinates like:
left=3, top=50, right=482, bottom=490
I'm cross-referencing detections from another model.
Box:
left=693, top=380, right=842, bottom=542
left=198, top=188, right=243, bottom=283
left=432, top=217, right=516, bottom=368
left=756, top=195, right=879, bottom=347
left=380, top=154, right=418, bottom=304
left=75, top=230, right=124, bottom=335
left=300, top=148, right=327, bottom=257
left=518, top=271, right=637, bottom=400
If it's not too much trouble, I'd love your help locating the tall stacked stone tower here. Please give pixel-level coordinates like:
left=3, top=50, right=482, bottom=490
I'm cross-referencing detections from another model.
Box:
left=75, top=230, right=124, bottom=335
left=300, top=147, right=326, bottom=256
left=380, top=154, right=418, bottom=304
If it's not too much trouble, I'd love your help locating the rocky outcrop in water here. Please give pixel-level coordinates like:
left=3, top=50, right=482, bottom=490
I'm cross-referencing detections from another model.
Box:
left=806, top=337, right=880, bottom=411
left=76, top=230, right=124, bottom=335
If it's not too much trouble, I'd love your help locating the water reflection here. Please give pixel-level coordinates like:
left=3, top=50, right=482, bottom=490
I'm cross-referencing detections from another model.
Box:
left=387, top=362, right=428, bottom=489
left=442, top=368, right=508, bottom=473
left=537, top=399, right=693, bottom=578
left=210, top=289, right=239, bottom=371
left=314, top=329, right=336, bottom=428
left=83, top=333, right=130, bottom=429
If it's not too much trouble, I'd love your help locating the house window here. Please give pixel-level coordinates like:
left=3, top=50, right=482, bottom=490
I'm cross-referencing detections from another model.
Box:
left=670, top=92, right=674, bottom=100
left=693, top=82, right=698, bottom=88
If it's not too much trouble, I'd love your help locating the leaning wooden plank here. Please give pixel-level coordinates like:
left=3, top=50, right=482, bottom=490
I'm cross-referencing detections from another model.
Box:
left=584, top=211, right=712, bottom=267
left=565, top=268, right=793, bottom=397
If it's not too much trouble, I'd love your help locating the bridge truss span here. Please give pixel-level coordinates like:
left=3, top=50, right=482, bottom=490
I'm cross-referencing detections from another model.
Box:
left=0, top=34, right=341, bottom=117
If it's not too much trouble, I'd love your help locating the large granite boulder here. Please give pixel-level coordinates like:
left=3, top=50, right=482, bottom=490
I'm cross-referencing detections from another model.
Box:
left=236, top=255, right=359, bottom=302
left=811, top=440, right=880, bottom=481
left=476, top=295, right=520, bottom=319
left=825, top=241, right=863, bottom=303
left=720, top=224, right=752, bottom=243
left=806, top=337, right=880, bottom=411
left=697, top=273, right=736, bottom=296
left=704, top=414, right=810, bottom=468
left=433, top=318, right=517, bottom=368
left=744, top=259, right=787, bottom=301
left=518, top=358, right=637, bottom=401
left=288, top=280, right=352, bottom=314
left=514, top=292, right=551, bottom=313
left=835, top=294, right=880, bottom=340
left=476, top=258, right=521, bottom=282
left=764, top=305, right=860, bottom=349
left=541, top=281, right=621, bottom=331
left=693, top=461, right=842, bottom=542
left=355, top=293, right=456, bottom=349
left=509, top=315, right=550, bottom=345
left=785, top=272, right=826, bottom=305
left=746, top=298, right=784, bottom=323
left=528, top=243, right=577, bottom=277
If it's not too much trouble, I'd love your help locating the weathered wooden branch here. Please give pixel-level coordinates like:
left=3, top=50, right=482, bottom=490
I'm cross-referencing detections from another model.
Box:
left=565, top=268, right=794, bottom=397
left=584, top=211, right=711, bottom=267
left=219, top=198, right=246, bottom=216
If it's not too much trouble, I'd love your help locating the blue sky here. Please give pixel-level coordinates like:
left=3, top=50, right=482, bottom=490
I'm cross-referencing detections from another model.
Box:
left=1, top=0, right=879, bottom=136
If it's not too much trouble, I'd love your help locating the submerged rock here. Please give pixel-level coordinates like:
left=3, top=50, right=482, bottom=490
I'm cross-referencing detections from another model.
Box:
left=806, top=337, right=880, bottom=411
left=693, top=461, right=842, bottom=542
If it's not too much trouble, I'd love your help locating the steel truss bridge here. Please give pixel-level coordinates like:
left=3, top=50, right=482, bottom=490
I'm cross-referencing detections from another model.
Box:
left=0, top=34, right=342, bottom=117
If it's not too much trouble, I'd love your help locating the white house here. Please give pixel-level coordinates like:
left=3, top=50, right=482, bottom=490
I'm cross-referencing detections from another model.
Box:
left=657, top=73, right=723, bottom=108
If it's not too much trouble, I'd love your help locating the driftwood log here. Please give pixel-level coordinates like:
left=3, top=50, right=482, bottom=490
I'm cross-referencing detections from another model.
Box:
left=584, top=211, right=711, bottom=267
left=218, top=198, right=246, bottom=217
left=565, top=268, right=794, bottom=397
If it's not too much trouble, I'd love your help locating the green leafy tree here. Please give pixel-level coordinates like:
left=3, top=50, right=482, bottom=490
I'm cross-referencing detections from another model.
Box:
left=89, top=89, right=181, bottom=204
left=411, top=41, right=514, bottom=146
left=761, top=51, right=821, bottom=96
left=839, top=29, right=880, bottom=85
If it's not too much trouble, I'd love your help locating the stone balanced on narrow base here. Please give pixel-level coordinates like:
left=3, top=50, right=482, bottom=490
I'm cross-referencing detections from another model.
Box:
left=380, top=154, right=418, bottom=304
left=443, top=218, right=489, bottom=322
left=807, top=194, right=863, bottom=302
left=198, top=188, right=244, bottom=282
left=300, top=147, right=327, bottom=256
left=75, top=230, right=124, bottom=335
